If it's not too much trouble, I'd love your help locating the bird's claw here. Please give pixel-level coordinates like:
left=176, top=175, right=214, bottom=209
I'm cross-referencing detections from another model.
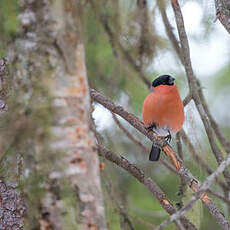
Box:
left=145, top=122, right=156, bottom=132
left=164, top=134, right=171, bottom=142
left=164, top=131, right=171, bottom=143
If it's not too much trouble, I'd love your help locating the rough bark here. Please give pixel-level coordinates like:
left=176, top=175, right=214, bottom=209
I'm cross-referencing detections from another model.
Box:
left=8, top=0, right=107, bottom=229
left=0, top=179, right=26, bottom=229
left=215, top=0, right=230, bottom=34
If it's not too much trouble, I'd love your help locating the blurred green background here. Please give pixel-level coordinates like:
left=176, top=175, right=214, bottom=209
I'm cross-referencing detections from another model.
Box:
left=1, top=0, right=230, bottom=229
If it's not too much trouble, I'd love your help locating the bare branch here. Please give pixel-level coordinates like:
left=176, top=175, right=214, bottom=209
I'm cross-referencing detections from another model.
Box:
left=112, top=112, right=177, bottom=175
left=157, top=0, right=182, bottom=62
left=180, top=129, right=228, bottom=191
left=98, top=144, right=197, bottom=230
left=92, top=0, right=230, bottom=163
left=215, top=0, right=230, bottom=34
left=112, top=114, right=230, bottom=208
left=183, top=93, right=192, bottom=107
left=112, top=116, right=229, bottom=208
left=171, top=0, right=230, bottom=187
left=208, top=189, right=230, bottom=206
left=197, top=86, right=230, bottom=152
left=91, top=88, right=183, bottom=171
left=103, top=179, right=135, bottom=230
left=91, top=88, right=165, bottom=149
left=155, top=153, right=230, bottom=230
left=176, top=132, right=186, bottom=209
left=112, top=117, right=230, bottom=208
left=90, top=88, right=230, bottom=228
left=170, top=0, right=195, bottom=88
left=129, top=214, right=156, bottom=229
left=176, top=133, right=183, bottom=160
left=158, top=0, right=230, bottom=155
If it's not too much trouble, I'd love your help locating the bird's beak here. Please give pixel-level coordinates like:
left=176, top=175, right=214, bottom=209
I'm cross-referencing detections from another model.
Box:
left=168, top=77, right=175, bottom=85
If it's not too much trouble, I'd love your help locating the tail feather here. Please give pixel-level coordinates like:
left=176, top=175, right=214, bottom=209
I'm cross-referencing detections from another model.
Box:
left=149, top=144, right=161, bottom=161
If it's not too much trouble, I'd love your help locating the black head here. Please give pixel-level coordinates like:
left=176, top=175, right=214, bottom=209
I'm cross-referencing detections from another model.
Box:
left=152, top=75, right=175, bottom=88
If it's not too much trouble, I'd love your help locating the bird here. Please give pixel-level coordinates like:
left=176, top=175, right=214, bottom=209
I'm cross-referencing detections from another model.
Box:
left=142, top=75, right=185, bottom=161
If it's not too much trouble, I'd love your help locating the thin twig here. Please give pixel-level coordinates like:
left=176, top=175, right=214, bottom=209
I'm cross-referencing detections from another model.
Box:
left=175, top=220, right=186, bottom=230
left=180, top=129, right=228, bottom=191
left=157, top=1, right=192, bottom=109
left=157, top=0, right=182, bottom=62
left=171, top=0, right=230, bottom=188
left=208, top=189, right=230, bottom=206
left=176, top=132, right=186, bottom=209
left=155, top=153, right=230, bottom=230
left=215, top=0, right=230, bottom=34
left=95, top=0, right=230, bottom=160
left=158, top=0, right=230, bottom=155
left=90, top=88, right=230, bottom=228
left=113, top=114, right=230, bottom=208
left=91, top=88, right=178, bottom=167
left=112, top=112, right=230, bottom=209
left=197, top=85, right=230, bottom=153
left=129, top=214, right=156, bottom=229
left=183, top=93, right=192, bottom=107
left=160, top=158, right=178, bottom=175
left=103, top=178, right=135, bottom=230
left=176, top=133, right=183, bottom=160
left=98, top=144, right=197, bottom=230
left=113, top=115, right=230, bottom=208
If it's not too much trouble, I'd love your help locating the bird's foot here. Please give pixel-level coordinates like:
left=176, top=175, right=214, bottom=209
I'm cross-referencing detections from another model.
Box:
left=164, top=130, right=172, bottom=143
left=145, top=122, right=157, bottom=132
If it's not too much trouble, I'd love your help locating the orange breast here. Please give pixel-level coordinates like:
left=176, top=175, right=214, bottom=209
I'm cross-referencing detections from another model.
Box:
left=142, top=84, right=184, bottom=133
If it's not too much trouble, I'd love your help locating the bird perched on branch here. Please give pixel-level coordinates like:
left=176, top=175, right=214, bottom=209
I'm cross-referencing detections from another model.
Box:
left=142, top=75, right=184, bottom=161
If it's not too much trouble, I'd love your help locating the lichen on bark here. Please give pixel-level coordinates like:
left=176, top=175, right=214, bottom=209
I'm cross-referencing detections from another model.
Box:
left=3, top=0, right=107, bottom=229
left=0, top=179, right=26, bottom=230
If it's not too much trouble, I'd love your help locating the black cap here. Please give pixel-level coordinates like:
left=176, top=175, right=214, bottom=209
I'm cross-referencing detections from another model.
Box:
left=152, top=75, right=175, bottom=88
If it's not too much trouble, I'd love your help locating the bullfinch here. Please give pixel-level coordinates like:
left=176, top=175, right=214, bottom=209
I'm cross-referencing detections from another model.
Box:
left=142, top=75, right=184, bottom=161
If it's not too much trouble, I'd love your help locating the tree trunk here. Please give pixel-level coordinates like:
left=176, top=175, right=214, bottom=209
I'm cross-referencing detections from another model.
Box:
left=7, top=0, right=107, bottom=229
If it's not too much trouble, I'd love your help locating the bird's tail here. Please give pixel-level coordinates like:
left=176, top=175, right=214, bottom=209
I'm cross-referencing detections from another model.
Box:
left=149, top=144, right=161, bottom=161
